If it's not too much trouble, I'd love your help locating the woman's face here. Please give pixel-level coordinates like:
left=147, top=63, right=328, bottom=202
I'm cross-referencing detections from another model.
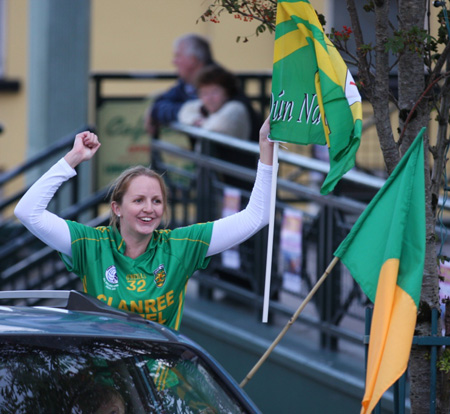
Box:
left=112, top=175, right=164, bottom=240
left=198, top=84, right=229, bottom=114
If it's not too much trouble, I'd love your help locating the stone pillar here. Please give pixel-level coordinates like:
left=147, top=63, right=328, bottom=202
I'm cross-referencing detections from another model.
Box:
left=28, top=0, right=90, bottom=159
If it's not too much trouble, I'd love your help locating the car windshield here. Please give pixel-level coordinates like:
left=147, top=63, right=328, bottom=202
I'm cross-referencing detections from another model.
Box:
left=0, top=336, right=249, bottom=414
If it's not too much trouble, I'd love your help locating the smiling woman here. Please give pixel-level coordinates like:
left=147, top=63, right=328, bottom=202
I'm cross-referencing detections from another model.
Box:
left=109, top=166, right=169, bottom=251
left=14, top=122, right=274, bottom=330
left=111, top=172, right=166, bottom=259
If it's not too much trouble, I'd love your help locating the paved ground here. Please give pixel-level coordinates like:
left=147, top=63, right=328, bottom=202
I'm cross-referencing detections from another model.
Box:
left=183, top=278, right=367, bottom=383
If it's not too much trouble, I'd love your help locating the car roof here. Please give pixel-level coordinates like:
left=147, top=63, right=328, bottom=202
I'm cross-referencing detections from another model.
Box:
left=0, top=290, right=262, bottom=413
left=0, top=290, right=183, bottom=342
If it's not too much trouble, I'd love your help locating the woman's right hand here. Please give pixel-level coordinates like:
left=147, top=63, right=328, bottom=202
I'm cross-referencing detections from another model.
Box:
left=64, top=131, right=101, bottom=168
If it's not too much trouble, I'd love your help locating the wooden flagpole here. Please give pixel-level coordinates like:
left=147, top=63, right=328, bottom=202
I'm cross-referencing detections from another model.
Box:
left=241, top=256, right=340, bottom=388
left=262, top=141, right=280, bottom=323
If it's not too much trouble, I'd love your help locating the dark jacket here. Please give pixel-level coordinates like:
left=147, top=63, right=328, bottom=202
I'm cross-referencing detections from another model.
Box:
left=150, top=80, right=197, bottom=124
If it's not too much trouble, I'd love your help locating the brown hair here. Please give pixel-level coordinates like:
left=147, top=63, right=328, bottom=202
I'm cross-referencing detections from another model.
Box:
left=108, top=165, right=170, bottom=229
left=195, top=65, right=240, bottom=99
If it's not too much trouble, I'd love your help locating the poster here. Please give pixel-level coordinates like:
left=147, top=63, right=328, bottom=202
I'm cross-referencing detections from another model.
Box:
left=440, top=260, right=450, bottom=301
left=439, top=260, right=450, bottom=335
left=221, top=187, right=242, bottom=269
left=279, top=208, right=303, bottom=294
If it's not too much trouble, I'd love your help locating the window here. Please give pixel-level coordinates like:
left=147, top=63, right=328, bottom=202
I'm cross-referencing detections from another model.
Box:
left=0, top=337, right=250, bottom=413
left=330, top=0, right=399, bottom=72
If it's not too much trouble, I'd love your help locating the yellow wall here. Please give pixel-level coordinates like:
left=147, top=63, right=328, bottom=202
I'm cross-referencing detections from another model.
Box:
left=88, top=0, right=277, bottom=107
left=2, top=0, right=443, bottom=180
left=1, top=0, right=278, bottom=174
left=90, top=0, right=275, bottom=73
left=0, top=0, right=28, bottom=176
left=1, top=0, right=279, bottom=200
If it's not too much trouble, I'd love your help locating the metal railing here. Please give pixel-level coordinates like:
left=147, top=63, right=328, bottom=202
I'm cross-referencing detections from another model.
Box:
left=91, top=70, right=272, bottom=116
left=155, top=123, right=450, bottom=413
left=0, top=118, right=378, bottom=353
left=150, top=122, right=380, bottom=351
left=2, top=71, right=449, bottom=412
left=0, top=127, right=93, bottom=274
left=366, top=307, right=450, bottom=414
left=1, top=120, right=449, bottom=413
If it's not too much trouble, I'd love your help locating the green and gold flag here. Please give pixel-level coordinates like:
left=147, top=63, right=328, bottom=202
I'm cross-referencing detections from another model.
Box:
left=334, top=128, right=426, bottom=413
left=270, top=0, right=362, bottom=194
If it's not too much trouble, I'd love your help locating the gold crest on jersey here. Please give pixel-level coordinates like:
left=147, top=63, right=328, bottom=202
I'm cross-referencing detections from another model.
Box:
left=153, top=264, right=166, bottom=288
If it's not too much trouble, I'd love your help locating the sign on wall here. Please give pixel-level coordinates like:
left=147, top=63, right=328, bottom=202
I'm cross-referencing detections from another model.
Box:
left=96, top=99, right=151, bottom=189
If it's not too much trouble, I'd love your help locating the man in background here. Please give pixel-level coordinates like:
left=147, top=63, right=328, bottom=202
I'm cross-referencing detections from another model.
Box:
left=146, top=32, right=262, bottom=176
left=145, top=33, right=214, bottom=137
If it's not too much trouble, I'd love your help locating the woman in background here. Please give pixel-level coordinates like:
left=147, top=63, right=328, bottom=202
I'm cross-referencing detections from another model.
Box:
left=178, top=65, right=251, bottom=141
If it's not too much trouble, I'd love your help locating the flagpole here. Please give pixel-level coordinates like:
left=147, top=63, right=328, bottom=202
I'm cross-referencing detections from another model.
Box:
left=262, top=141, right=280, bottom=323
left=241, top=256, right=340, bottom=388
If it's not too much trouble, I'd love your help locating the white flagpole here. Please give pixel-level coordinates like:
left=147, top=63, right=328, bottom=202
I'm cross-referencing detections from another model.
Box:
left=262, top=141, right=279, bottom=323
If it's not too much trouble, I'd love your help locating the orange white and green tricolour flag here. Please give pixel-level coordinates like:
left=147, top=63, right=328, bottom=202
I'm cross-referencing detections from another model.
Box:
left=334, top=128, right=426, bottom=413
left=269, top=0, right=362, bottom=195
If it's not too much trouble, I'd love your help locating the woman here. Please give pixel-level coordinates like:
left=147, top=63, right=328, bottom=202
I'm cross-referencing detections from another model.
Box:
left=14, top=119, right=274, bottom=330
left=178, top=65, right=251, bottom=140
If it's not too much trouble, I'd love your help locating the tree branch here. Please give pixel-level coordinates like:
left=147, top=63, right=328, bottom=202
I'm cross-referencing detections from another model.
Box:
left=430, top=40, right=450, bottom=81
left=346, top=0, right=375, bottom=100
left=398, top=72, right=449, bottom=146
left=430, top=73, right=450, bottom=212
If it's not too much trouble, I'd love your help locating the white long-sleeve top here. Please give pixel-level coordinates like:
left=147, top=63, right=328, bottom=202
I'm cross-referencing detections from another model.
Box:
left=178, top=99, right=251, bottom=141
left=14, top=158, right=273, bottom=258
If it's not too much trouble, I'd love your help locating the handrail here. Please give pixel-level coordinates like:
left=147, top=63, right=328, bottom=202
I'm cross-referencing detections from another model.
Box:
left=168, top=122, right=450, bottom=214
left=151, top=130, right=368, bottom=214
left=0, top=187, right=109, bottom=261
left=90, top=70, right=272, bottom=113
left=0, top=118, right=400, bottom=373
left=149, top=123, right=371, bottom=351
left=169, top=121, right=387, bottom=192
left=0, top=126, right=92, bottom=187
left=91, top=70, right=272, bottom=80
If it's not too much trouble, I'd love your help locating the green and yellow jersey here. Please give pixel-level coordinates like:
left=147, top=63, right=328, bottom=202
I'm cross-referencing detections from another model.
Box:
left=60, top=221, right=213, bottom=330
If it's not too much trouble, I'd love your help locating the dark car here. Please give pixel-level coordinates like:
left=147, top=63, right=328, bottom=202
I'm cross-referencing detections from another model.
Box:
left=0, top=290, right=261, bottom=414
